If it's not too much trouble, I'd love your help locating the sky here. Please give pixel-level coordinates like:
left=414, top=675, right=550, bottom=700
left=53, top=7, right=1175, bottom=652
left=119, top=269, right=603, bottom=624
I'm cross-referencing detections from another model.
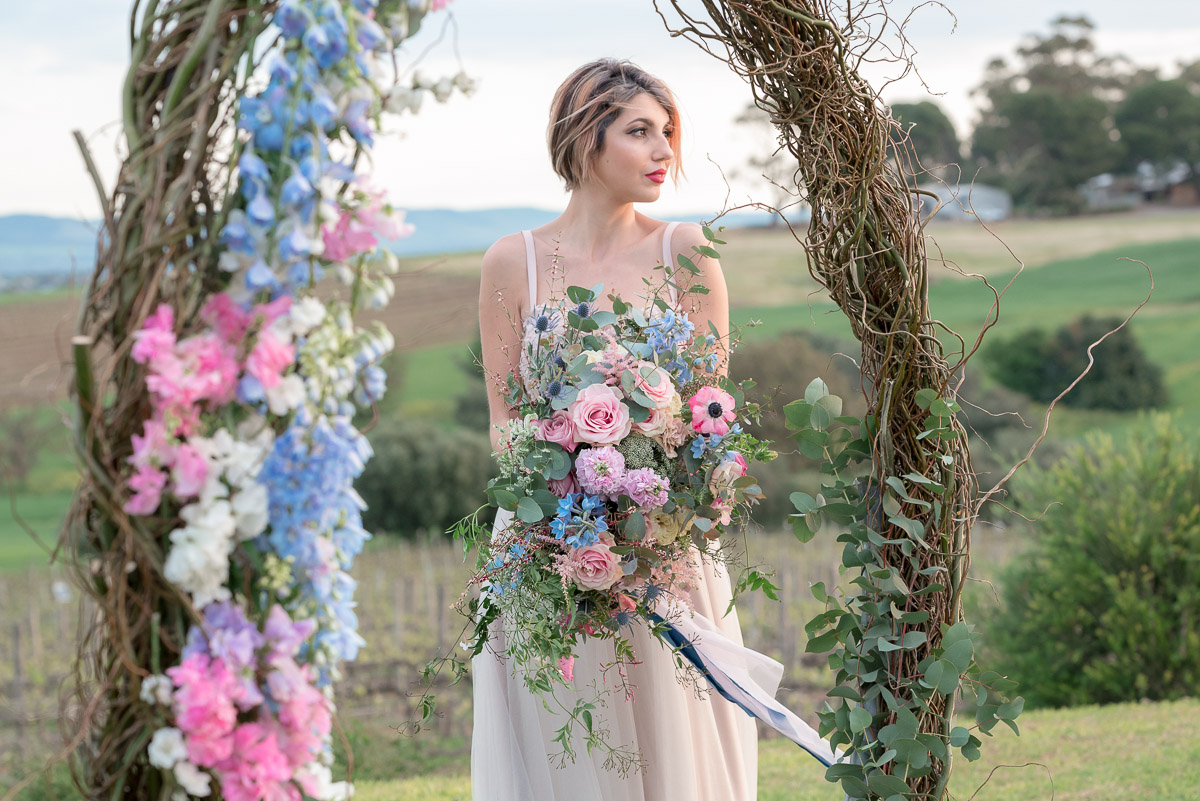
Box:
left=2, top=0, right=1199, bottom=220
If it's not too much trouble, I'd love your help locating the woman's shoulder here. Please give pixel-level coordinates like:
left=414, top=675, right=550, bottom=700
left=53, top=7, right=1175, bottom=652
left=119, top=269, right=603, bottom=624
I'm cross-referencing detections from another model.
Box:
left=480, top=232, right=529, bottom=288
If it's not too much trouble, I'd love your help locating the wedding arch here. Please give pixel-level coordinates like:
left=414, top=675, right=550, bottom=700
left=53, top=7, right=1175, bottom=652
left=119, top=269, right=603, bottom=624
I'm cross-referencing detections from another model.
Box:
left=50, top=1, right=1020, bottom=800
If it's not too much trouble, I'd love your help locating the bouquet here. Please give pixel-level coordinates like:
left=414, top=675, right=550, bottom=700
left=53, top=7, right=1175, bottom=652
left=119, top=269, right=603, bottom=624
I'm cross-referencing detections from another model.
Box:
left=455, top=229, right=777, bottom=761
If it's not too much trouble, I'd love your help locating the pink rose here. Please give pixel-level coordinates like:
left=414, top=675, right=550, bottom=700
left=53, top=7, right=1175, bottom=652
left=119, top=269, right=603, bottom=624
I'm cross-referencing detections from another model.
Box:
left=547, top=470, right=580, bottom=499
left=568, top=384, right=632, bottom=446
left=567, top=541, right=622, bottom=590
left=632, top=406, right=670, bottom=438
left=536, top=410, right=578, bottom=452
left=687, top=385, right=736, bottom=436
left=632, top=362, right=677, bottom=409
left=709, top=451, right=748, bottom=495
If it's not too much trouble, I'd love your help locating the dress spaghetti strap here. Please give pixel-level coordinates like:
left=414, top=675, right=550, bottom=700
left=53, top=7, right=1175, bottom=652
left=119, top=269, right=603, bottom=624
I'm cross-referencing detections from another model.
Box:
left=521, top=229, right=538, bottom=312
left=662, top=221, right=682, bottom=308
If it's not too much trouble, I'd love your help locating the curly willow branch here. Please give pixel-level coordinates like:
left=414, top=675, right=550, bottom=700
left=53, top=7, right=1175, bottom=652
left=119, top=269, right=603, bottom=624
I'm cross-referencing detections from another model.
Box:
left=55, top=2, right=273, bottom=798
left=657, top=1, right=973, bottom=796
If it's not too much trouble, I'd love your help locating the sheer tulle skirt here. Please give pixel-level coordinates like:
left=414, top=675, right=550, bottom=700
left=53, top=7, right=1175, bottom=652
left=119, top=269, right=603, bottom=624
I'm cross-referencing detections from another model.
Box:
left=470, top=508, right=758, bottom=801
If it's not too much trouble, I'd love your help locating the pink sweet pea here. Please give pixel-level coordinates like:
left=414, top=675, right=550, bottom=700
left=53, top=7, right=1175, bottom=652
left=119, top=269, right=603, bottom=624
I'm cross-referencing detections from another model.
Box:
left=687, top=385, right=736, bottom=436
left=200, top=293, right=251, bottom=345
left=246, top=330, right=295, bottom=390
left=171, top=442, right=210, bottom=499
left=125, top=465, right=168, bottom=515
left=558, top=656, right=575, bottom=683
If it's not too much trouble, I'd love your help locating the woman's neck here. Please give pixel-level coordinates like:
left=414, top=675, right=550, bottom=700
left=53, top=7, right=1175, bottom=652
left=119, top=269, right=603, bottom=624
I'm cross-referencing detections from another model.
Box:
left=552, top=187, right=649, bottom=261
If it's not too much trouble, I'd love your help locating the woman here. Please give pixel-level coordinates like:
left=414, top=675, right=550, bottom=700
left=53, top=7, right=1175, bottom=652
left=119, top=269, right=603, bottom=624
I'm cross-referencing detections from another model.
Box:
left=472, top=58, right=757, bottom=801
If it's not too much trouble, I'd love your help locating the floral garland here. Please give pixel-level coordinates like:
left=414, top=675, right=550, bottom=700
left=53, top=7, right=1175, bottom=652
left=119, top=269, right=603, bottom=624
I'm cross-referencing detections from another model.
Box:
left=118, top=1, right=473, bottom=798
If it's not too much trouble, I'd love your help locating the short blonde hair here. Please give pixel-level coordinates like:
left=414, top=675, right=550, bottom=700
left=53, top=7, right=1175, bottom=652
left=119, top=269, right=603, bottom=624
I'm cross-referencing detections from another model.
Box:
left=548, top=58, right=684, bottom=191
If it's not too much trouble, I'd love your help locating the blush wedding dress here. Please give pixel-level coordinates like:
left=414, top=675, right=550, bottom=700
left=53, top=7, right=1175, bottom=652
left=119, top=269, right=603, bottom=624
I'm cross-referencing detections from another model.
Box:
left=470, top=222, right=837, bottom=801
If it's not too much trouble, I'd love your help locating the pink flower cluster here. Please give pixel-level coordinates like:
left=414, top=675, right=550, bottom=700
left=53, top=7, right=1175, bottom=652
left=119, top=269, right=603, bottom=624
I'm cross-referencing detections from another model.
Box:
left=320, top=182, right=414, bottom=262
left=163, top=606, right=330, bottom=801
left=573, top=446, right=669, bottom=509
left=125, top=294, right=295, bottom=515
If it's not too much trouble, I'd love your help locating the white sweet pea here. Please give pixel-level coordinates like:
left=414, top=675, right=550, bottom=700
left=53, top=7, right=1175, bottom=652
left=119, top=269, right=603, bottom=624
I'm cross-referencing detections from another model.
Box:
left=289, top=296, right=327, bottom=336
left=231, top=482, right=270, bottom=541
left=163, top=500, right=237, bottom=607
left=148, top=727, right=187, bottom=769
left=139, top=674, right=174, bottom=706
left=266, top=373, right=307, bottom=416
left=173, top=761, right=212, bottom=797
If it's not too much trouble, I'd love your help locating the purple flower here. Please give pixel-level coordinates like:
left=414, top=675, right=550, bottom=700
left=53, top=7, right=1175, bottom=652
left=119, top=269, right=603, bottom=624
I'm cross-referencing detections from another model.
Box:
left=623, top=467, right=669, bottom=509
left=574, top=446, right=626, bottom=500
left=263, top=604, right=318, bottom=659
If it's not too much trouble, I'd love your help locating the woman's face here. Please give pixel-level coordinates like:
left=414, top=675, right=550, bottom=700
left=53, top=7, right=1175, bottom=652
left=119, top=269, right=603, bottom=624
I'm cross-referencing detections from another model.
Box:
left=587, top=92, right=675, bottom=203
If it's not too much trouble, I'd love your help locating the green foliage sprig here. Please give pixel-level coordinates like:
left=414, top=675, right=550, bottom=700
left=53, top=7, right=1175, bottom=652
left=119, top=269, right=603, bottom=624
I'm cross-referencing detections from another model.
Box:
left=785, top=379, right=1023, bottom=799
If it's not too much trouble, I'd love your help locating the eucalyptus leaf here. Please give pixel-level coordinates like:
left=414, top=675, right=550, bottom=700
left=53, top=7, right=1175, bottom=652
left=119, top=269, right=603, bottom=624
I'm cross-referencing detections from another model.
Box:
left=805, top=377, right=830, bottom=403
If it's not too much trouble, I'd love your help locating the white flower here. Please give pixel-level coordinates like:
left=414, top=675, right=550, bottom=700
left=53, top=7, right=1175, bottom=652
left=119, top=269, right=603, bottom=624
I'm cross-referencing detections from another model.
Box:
left=289, top=296, right=327, bottom=336
left=173, top=761, right=212, bottom=797
left=453, top=70, right=477, bottom=96
left=140, top=674, right=174, bottom=706
left=231, top=482, right=269, bottom=541
left=164, top=500, right=237, bottom=608
left=266, top=373, right=307, bottom=416
left=148, top=727, right=187, bottom=769
left=432, top=76, right=454, bottom=103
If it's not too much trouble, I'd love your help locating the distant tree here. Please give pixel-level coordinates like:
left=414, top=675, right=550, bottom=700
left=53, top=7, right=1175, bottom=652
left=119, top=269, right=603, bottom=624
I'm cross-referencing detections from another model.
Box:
left=1115, top=77, right=1200, bottom=194
left=732, top=102, right=805, bottom=223
left=889, top=101, right=963, bottom=174
left=969, top=15, right=1131, bottom=214
left=984, top=315, right=1167, bottom=411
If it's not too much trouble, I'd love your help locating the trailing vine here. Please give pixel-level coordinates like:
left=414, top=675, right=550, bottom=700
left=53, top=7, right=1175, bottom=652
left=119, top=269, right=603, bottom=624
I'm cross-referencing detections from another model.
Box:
left=653, top=2, right=1024, bottom=797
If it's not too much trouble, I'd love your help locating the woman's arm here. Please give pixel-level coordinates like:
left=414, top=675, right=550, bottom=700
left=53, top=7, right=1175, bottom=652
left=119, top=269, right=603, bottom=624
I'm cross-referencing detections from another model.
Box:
left=670, top=222, right=731, bottom=381
left=477, top=234, right=529, bottom=452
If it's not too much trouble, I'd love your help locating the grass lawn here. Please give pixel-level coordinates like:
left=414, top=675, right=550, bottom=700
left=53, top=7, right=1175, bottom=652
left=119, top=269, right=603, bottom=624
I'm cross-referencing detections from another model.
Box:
left=350, top=696, right=1200, bottom=801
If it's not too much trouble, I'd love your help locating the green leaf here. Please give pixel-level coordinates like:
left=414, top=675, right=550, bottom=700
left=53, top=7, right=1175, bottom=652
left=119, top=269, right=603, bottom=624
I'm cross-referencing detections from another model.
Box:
left=900, top=630, right=927, bottom=650
left=493, top=489, right=519, bottom=511
left=809, top=400, right=832, bottom=431
left=805, top=629, right=841, bottom=653
left=516, top=496, right=544, bottom=523
left=790, top=492, right=817, bottom=513
left=815, top=393, right=843, bottom=420
left=866, top=772, right=911, bottom=798
left=891, top=737, right=929, bottom=769
left=589, top=310, right=617, bottom=328
left=676, top=254, right=700, bottom=274
left=810, top=581, right=827, bottom=603
left=942, top=639, right=974, bottom=673
left=888, top=513, right=926, bottom=540
left=997, top=696, right=1025, bottom=720
left=849, top=707, right=872, bottom=733
left=783, top=399, right=813, bottom=431
left=827, top=685, right=862, bottom=702
left=949, top=726, right=970, bottom=748
left=695, top=244, right=720, bottom=259
left=805, top=377, right=830, bottom=403
left=791, top=515, right=815, bottom=543
left=566, top=285, right=594, bottom=304
left=914, top=388, right=938, bottom=410
left=795, top=428, right=828, bottom=459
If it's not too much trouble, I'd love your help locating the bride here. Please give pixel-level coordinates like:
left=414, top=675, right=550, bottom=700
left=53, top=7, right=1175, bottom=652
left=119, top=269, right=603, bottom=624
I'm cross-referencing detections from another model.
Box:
left=472, top=58, right=758, bottom=801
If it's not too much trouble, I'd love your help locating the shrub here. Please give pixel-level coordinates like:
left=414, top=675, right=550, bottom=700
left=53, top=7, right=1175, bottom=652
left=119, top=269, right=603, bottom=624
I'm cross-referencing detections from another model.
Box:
left=987, top=414, right=1200, bottom=708
left=984, top=315, right=1167, bottom=411
left=358, top=419, right=496, bottom=539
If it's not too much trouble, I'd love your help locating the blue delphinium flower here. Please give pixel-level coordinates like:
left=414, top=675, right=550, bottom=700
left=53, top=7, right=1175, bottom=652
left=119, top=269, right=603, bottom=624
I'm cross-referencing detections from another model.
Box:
left=551, top=493, right=608, bottom=549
